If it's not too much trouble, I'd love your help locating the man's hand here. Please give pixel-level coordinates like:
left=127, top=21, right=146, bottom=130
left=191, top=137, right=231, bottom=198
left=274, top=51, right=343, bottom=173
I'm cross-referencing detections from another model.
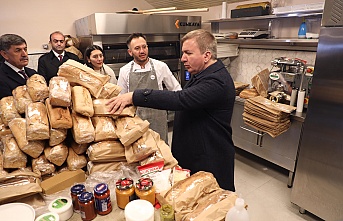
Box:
left=106, top=92, right=134, bottom=114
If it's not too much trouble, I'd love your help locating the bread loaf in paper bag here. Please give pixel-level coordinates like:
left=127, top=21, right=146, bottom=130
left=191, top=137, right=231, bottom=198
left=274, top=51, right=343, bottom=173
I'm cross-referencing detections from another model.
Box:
left=12, top=85, right=32, bottom=114
left=8, top=118, right=45, bottom=158
left=26, top=102, right=50, bottom=140
left=49, top=76, right=71, bottom=107
left=26, top=74, right=49, bottom=102
left=58, top=59, right=110, bottom=98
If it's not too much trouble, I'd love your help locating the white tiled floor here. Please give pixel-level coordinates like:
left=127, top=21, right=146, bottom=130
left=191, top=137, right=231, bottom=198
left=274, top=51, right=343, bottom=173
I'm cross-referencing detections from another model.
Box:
left=233, top=148, right=323, bottom=221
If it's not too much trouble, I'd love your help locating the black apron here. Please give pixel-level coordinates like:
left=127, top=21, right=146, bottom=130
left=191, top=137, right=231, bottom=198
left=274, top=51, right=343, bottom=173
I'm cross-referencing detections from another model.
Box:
left=129, top=60, right=168, bottom=142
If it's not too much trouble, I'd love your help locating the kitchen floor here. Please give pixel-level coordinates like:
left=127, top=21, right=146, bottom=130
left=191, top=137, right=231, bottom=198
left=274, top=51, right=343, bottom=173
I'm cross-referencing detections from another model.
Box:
left=233, top=148, right=323, bottom=221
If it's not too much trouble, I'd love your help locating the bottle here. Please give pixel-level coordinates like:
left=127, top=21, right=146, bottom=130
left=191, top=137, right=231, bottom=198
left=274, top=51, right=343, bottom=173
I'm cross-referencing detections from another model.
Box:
left=70, top=184, right=85, bottom=212
left=78, top=192, right=97, bottom=221
left=160, top=204, right=175, bottom=221
left=115, top=177, right=135, bottom=209
left=135, top=177, right=156, bottom=206
left=94, top=183, right=112, bottom=215
left=225, top=198, right=250, bottom=221
left=298, top=18, right=307, bottom=39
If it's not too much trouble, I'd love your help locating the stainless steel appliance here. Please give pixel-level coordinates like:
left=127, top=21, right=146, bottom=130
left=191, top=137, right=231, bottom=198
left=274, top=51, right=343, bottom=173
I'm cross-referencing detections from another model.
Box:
left=290, top=0, right=343, bottom=220
left=74, top=13, right=201, bottom=79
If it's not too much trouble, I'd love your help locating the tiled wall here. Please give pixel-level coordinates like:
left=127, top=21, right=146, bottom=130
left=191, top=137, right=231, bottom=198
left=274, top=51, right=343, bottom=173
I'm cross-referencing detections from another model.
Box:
left=27, top=53, right=44, bottom=71
left=228, top=48, right=317, bottom=84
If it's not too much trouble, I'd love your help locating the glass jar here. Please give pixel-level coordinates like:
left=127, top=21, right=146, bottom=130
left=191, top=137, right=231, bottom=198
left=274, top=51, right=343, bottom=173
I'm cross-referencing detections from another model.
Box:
left=160, top=204, right=175, bottom=221
left=94, top=183, right=112, bottom=215
left=135, top=177, right=155, bottom=205
left=78, top=192, right=97, bottom=221
left=115, top=177, right=135, bottom=209
left=70, top=184, right=85, bottom=212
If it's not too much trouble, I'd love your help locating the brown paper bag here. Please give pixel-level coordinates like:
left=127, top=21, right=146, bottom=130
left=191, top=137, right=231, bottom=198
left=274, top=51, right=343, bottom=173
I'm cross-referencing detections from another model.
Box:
left=115, top=116, right=150, bottom=146
left=125, top=130, right=158, bottom=164
left=87, top=141, right=126, bottom=162
left=0, top=171, right=42, bottom=204
left=251, top=68, right=269, bottom=98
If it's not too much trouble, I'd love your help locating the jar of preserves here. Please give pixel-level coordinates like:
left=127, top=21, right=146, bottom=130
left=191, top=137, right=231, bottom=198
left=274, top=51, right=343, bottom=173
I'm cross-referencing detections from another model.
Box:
left=135, top=177, right=155, bottom=205
left=115, top=177, right=135, bottom=209
left=94, top=183, right=112, bottom=215
left=70, top=184, right=85, bottom=212
left=78, top=191, right=97, bottom=221
left=160, top=204, right=175, bottom=221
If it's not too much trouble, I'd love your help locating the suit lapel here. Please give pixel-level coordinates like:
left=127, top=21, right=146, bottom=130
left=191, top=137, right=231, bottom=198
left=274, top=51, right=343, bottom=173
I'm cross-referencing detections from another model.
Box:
left=49, top=51, right=62, bottom=68
left=2, top=63, right=26, bottom=85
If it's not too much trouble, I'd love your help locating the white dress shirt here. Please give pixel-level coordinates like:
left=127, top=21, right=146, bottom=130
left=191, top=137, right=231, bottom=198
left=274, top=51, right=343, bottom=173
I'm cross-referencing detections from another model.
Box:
left=117, top=58, right=182, bottom=94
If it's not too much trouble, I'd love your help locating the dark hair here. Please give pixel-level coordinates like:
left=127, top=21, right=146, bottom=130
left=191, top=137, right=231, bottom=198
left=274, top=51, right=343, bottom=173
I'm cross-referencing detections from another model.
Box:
left=126, top=33, right=147, bottom=48
left=49, top=31, right=65, bottom=42
left=0, top=34, right=27, bottom=51
left=84, top=45, right=104, bottom=68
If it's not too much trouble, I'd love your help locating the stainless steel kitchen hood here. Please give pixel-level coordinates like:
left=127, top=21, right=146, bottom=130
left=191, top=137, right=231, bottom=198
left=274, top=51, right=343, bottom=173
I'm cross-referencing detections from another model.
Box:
left=75, top=13, right=201, bottom=36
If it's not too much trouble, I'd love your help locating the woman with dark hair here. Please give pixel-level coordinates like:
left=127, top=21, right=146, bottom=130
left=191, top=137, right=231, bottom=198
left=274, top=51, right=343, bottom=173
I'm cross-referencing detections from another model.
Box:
left=84, top=45, right=117, bottom=84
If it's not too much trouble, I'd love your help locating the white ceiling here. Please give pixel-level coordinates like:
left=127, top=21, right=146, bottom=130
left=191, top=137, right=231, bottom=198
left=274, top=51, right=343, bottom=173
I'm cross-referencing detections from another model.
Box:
left=144, top=0, right=251, bottom=10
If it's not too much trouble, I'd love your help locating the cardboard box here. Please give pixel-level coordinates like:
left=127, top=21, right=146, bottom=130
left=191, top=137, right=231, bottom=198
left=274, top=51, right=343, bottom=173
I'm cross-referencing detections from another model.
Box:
left=41, top=169, right=86, bottom=195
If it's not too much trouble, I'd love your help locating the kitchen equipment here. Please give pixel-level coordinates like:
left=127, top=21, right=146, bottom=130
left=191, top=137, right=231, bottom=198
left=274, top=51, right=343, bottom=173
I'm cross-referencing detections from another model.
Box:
left=291, top=0, right=343, bottom=220
left=231, top=2, right=270, bottom=18
left=75, top=13, right=201, bottom=88
left=238, top=29, right=269, bottom=38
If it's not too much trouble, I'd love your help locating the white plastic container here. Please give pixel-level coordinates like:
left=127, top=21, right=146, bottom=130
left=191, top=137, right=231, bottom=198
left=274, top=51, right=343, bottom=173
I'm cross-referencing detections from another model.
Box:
left=124, top=199, right=154, bottom=221
left=48, top=197, right=73, bottom=221
left=35, top=212, right=60, bottom=221
left=0, top=203, right=35, bottom=221
left=225, top=198, right=250, bottom=221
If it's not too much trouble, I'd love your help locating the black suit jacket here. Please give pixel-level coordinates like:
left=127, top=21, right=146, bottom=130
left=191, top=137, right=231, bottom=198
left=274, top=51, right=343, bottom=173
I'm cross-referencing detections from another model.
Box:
left=0, top=63, right=37, bottom=99
left=38, top=50, right=80, bottom=84
left=133, top=60, right=236, bottom=191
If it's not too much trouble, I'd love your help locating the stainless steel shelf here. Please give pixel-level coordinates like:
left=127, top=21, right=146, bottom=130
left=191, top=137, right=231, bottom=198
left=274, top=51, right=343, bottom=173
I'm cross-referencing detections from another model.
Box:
left=217, top=38, right=318, bottom=51
left=205, top=12, right=322, bottom=23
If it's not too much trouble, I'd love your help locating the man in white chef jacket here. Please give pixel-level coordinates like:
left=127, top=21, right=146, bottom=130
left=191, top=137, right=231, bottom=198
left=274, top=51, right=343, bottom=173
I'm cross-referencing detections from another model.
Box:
left=117, top=33, right=181, bottom=143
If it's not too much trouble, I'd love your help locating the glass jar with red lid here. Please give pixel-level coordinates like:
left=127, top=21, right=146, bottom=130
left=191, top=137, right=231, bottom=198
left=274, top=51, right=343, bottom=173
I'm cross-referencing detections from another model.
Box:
left=115, top=177, right=135, bottom=209
left=135, top=177, right=155, bottom=205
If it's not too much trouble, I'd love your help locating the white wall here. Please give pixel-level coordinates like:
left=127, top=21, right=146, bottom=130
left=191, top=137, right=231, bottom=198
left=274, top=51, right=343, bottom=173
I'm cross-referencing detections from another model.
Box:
left=0, top=0, right=153, bottom=53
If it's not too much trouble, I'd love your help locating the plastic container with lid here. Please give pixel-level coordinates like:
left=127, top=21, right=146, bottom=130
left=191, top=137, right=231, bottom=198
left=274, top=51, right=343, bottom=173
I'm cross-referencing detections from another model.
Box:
left=124, top=199, right=154, bottom=221
left=78, top=191, right=97, bottom=221
left=160, top=204, right=175, bottom=221
left=115, top=177, right=136, bottom=209
left=35, top=212, right=59, bottom=221
left=94, top=182, right=112, bottom=215
left=135, top=177, right=155, bottom=206
left=48, top=197, right=73, bottom=221
left=225, top=198, right=250, bottom=221
left=70, top=184, right=85, bottom=212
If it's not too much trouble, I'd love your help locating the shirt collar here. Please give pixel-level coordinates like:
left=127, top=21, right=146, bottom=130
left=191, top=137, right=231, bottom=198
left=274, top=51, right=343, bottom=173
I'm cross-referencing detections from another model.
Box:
left=52, top=50, right=65, bottom=58
left=4, top=61, right=22, bottom=73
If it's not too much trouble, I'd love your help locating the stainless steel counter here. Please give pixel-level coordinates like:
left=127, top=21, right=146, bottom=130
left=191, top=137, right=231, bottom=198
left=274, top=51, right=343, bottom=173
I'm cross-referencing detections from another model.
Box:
left=233, top=97, right=304, bottom=186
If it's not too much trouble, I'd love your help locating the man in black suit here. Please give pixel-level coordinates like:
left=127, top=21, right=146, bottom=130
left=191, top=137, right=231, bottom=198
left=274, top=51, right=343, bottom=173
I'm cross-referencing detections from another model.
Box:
left=0, top=34, right=37, bottom=99
left=38, top=31, right=79, bottom=84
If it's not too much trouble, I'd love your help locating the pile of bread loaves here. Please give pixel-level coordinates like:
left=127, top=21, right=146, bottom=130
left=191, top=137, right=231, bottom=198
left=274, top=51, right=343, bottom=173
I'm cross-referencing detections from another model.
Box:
left=0, top=59, right=178, bottom=179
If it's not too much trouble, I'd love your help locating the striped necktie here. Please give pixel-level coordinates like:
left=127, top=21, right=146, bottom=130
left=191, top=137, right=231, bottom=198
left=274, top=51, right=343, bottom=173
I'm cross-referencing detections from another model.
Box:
left=18, top=70, right=29, bottom=80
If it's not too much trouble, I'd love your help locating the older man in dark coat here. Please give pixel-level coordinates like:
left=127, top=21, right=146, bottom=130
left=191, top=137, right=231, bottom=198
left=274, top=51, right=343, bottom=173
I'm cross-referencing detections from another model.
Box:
left=0, top=34, right=37, bottom=99
left=107, top=29, right=236, bottom=191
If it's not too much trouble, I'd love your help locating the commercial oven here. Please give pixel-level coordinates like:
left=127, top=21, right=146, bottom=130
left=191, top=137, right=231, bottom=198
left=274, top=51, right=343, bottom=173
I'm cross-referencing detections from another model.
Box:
left=75, top=13, right=201, bottom=81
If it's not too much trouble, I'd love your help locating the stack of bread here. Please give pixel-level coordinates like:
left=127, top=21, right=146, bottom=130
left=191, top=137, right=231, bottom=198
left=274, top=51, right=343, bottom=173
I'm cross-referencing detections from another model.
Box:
left=0, top=59, right=178, bottom=202
left=243, top=96, right=296, bottom=137
left=157, top=171, right=239, bottom=221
